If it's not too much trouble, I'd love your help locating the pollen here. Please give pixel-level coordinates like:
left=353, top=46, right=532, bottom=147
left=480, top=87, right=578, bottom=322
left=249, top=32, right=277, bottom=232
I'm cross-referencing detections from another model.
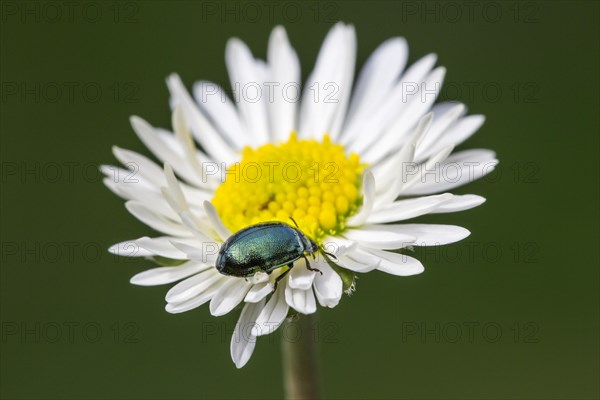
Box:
left=212, top=133, right=364, bottom=242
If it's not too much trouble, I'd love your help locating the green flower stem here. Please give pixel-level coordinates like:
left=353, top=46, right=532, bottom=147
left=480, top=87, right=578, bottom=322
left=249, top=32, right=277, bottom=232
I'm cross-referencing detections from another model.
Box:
left=281, top=313, right=320, bottom=399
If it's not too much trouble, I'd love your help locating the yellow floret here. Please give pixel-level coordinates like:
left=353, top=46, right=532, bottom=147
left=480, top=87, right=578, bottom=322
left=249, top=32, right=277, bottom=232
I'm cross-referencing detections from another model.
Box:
left=212, top=132, right=365, bottom=242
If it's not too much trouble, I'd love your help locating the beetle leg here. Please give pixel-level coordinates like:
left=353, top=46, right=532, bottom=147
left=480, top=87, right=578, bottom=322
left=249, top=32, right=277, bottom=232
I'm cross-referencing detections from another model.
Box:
left=303, top=255, right=323, bottom=275
left=273, top=264, right=293, bottom=292
left=321, top=249, right=338, bottom=261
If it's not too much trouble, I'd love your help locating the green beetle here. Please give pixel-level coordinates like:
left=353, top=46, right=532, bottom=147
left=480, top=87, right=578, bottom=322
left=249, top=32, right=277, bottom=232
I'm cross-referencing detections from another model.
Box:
left=216, top=218, right=332, bottom=290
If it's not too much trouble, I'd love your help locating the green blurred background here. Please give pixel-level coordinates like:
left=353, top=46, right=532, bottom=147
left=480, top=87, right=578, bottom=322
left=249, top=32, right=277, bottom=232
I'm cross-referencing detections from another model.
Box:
left=1, top=1, right=598, bottom=399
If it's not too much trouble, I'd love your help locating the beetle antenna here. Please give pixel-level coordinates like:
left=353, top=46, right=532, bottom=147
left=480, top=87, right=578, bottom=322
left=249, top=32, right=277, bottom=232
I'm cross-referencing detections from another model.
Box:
left=289, top=216, right=299, bottom=228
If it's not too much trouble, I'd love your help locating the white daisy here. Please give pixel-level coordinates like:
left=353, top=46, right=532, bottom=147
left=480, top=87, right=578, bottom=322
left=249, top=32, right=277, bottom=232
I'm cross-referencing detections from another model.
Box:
left=103, top=22, right=497, bottom=368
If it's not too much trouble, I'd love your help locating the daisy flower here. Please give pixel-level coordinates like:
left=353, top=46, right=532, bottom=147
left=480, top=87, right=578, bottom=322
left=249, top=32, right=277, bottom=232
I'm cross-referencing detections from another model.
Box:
left=104, top=22, right=497, bottom=368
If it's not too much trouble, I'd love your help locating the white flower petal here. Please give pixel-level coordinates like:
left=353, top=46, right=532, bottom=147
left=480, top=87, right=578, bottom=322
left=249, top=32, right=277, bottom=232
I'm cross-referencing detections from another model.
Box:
left=327, top=25, right=356, bottom=140
left=231, top=299, right=265, bottom=369
left=210, top=278, right=252, bottom=316
left=112, top=146, right=164, bottom=187
left=342, top=37, right=408, bottom=142
left=377, top=224, right=471, bottom=246
left=248, top=271, right=270, bottom=285
left=129, top=116, right=207, bottom=187
left=192, top=80, right=247, bottom=149
left=373, top=113, right=432, bottom=205
left=169, top=238, right=219, bottom=265
left=420, top=114, right=485, bottom=160
left=288, top=262, right=317, bottom=290
left=108, top=240, right=152, bottom=258
left=285, top=285, right=316, bottom=315
left=203, top=201, right=232, bottom=241
left=102, top=174, right=151, bottom=201
left=244, top=282, right=273, bottom=303
left=362, top=66, right=446, bottom=163
left=299, top=23, right=355, bottom=140
left=322, top=236, right=355, bottom=257
left=105, top=178, right=178, bottom=220
left=337, top=254, right=377, bottom=273
left=344, top=228, right=415, bottom=250
left=346, top=53, right=437, bottom=154
left=171, top=107, right=219, bottom=189
left=414, top=102, right=466, bottom=162
left=267, top=26, right=300, bottom=143
left=125, top=201, right=192, bottom=237
left=177, top=211, right=215, bottom=243
left=225, top=38, right=269, bottom=144
left=166, top=73, right=237, bottom=163
left=346, top=171, right=375, bottom=226
left=252, top=285, right=289, bottom=336
left=165, top=275, right=227, bottom=313
left=154, top=128, right=221, bottom=195
left=130, top=262, right=206, bottom=286
left=134, top=236, right=189, bottom=259
left=429, top=194, right=486, bottom=214
left=367, top=193, right=453, bottom=224
left=165, top=160, right=190, bottom=204
left=340, top=247, right=382, bottom=272
left=100, top=164, right=156, bottom=191
left=312, top=258, right=343, bottom=308
left=445, top=148, right=496, bottom=163
left=402, top=149, right=498, bottom=196
left=165, top=268, right=221, bottom=303
left=367, top=248, right=425, bottom=276
left=394, top=52, right=438, bottom=96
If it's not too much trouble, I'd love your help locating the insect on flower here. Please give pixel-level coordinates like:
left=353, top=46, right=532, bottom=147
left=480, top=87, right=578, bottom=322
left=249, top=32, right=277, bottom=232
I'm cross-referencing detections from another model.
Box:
left=216, top=218, right=338, bottom=291
left=104, top=22, right=498, bottom=368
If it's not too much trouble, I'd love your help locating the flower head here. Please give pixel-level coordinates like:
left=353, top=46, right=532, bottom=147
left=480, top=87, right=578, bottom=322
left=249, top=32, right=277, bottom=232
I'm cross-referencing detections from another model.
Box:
left=104, top=23, right=497, bottom=368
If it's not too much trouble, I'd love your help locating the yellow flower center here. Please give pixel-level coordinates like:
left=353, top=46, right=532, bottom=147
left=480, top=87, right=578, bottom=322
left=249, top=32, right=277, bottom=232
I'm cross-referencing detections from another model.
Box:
left=212, top=133, right=364, bottom=242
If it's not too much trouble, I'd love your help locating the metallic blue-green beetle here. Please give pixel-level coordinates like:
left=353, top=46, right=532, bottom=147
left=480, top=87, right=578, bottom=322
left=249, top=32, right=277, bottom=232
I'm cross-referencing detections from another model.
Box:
left=216, top=218, right=325, bottom=290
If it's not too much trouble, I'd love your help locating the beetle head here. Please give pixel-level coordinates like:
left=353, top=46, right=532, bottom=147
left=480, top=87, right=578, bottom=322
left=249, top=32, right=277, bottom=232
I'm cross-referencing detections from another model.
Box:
left=298, top=231, right=318, bottom=254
